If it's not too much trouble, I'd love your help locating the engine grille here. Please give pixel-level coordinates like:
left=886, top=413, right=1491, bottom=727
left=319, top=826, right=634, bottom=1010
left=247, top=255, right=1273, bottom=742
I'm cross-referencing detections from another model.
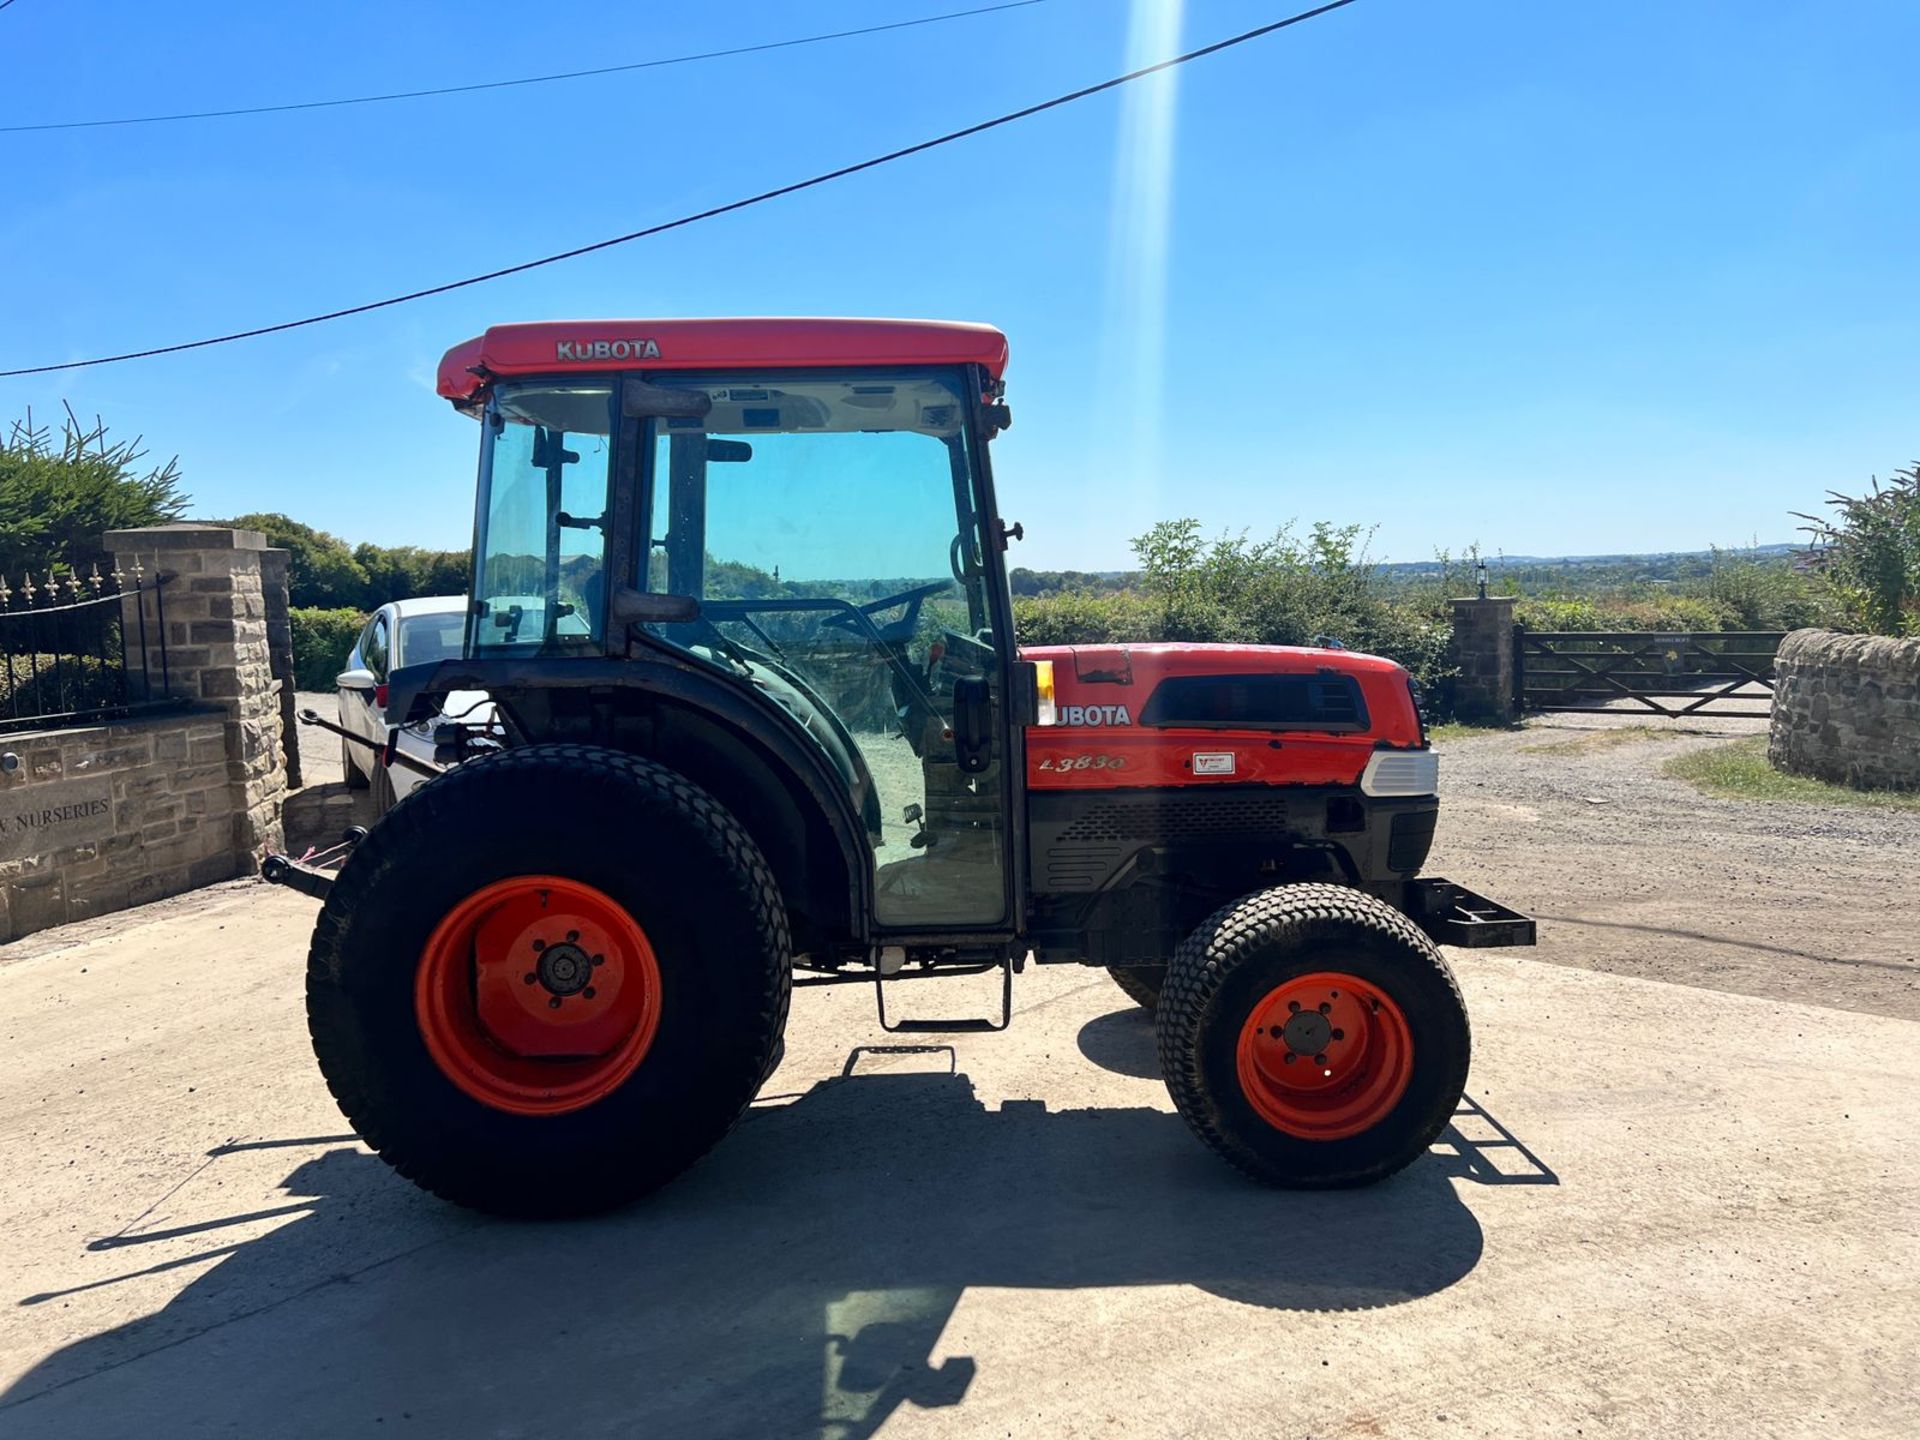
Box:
left=1056, top=792, right=1290, bottom=844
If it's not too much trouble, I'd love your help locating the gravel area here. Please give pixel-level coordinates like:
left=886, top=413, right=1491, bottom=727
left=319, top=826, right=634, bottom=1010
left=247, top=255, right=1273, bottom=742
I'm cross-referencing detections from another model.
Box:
left=1430, top=709, right=1920, bottom=1021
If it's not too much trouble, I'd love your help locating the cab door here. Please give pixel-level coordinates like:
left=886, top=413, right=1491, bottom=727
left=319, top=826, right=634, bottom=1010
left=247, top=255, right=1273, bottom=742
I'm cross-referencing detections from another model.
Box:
left=627, top=367, right=1022, bottom=935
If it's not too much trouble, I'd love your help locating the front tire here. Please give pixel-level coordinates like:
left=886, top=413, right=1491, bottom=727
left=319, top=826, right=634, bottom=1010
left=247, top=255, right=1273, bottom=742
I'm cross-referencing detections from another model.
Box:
left=1157, top=883, right=1469, bottom=1188
left=307, top=744, right=791, bottom=1217
left=1109, top=964, right=1166, bottom=1010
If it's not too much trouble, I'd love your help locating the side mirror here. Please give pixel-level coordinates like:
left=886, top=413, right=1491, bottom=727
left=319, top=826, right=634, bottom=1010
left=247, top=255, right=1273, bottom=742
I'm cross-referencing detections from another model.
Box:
left=336, top=668, right=377, bottom=693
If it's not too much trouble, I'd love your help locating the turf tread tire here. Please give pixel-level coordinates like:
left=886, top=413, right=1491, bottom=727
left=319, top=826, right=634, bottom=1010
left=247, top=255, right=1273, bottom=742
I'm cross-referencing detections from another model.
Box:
left=307, top=743, right=791, bottom=1217
left=1156, top=882, right=1468, bottom=1188
left=1108, top=964, right=1166, bottom=1011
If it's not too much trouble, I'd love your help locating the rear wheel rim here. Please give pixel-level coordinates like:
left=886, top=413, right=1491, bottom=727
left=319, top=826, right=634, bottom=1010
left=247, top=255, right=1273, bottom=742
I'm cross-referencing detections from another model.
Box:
left=1235, top=970, right=1414, bottom=1140
left=415, top=875, right=661, bottom=1117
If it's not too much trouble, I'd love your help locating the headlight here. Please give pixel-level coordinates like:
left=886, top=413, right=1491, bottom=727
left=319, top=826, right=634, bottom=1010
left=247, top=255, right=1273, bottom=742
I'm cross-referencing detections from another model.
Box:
left=1033, top=659, right=1057, bottom=726
left=1360, top=748, right=1438, bottom=797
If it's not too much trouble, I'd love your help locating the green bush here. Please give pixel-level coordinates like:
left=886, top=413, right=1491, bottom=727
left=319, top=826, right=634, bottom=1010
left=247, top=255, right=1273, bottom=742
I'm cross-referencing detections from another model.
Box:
left=2, top=653, right=124, bottom=718
left=290, top=606, right=366, bottom=691
left=1012, top=590, right=1159, bottom=646
left=1796, top=465, right=1920, bottom=636
left=1012, top=519, right=1458, bottom=711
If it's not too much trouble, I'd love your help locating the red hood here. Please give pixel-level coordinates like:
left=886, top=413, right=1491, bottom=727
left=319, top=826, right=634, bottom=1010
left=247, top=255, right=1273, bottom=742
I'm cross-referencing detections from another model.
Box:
left=1019, top=642, right=1423, bottom=791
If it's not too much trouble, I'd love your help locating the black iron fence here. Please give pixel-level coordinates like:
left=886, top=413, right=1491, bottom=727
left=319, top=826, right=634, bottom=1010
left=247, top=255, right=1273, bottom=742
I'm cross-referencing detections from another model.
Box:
left=1515, top=629, right=1786, bottom=718
left=0, top=563, right=183, bottom=734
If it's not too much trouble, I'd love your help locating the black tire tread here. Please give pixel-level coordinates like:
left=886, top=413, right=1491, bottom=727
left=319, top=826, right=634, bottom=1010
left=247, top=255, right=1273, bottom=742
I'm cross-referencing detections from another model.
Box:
left=1156, top=882, right=1467, bottom=1188
left=307, top=743, right=791, bottom=1215
left=1108, top=964, right=1166, bottom=1011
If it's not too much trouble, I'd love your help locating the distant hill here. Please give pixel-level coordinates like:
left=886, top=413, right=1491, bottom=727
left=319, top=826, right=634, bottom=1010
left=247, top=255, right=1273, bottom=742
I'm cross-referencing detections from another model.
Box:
left=1013, top=544, right=1804, bottom=595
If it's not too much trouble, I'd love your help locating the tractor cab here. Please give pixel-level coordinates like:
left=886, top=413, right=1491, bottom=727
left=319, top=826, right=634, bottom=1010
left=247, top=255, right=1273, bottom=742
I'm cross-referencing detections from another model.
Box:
left=430, top=319, right=1028, bottom=938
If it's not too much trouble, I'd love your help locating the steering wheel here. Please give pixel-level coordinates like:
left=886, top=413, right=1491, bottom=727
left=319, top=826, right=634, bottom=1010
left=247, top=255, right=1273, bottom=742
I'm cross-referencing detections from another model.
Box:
left=819, top=580, right=955, bottom=646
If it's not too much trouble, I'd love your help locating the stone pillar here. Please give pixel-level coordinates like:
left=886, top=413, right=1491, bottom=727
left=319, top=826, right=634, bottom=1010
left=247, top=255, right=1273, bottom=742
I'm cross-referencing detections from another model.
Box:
left=104, top=526, right=288, bottom=866
left=260, top=547, right=302, bottom=788
left=1447, top=596, right=1518, bottom=724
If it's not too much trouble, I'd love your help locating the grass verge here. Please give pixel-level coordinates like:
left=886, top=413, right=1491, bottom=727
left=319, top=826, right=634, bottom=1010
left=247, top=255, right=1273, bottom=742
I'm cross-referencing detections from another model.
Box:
left=1664, top=737, right=1920, bottom=811
left=1521, top=724, right=1712, bottom=755
left=1427, top=720, right=1520, bottom=742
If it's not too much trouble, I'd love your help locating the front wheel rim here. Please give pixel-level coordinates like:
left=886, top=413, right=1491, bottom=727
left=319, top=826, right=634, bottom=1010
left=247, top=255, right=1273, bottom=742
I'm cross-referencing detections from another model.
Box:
left=1235, top=970, right=1414, bottom=1140
left=415, top=875, right=661, bottom=1117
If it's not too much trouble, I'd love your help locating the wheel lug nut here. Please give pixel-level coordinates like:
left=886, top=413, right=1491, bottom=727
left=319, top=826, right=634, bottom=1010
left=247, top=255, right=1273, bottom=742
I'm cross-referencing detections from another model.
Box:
left=523, top=973, right=537, bottom=985
left=1331, top=1028, right=1344, bottom=1041
left=590, top=954, right=604, bottom=967
left=1314, top=1053, right=1327, bottom=1065
left=548, top=996, right=562, bottom=1010
left=1283, top=1053, right=1297, bottom=1065
left=532, top=939, right=547, bottom=952
left=1318, top=1002, right=1332, bottom=1015
left=1287, top=1001, right=1301, bottom=1013
left=583, top=986, right=597, bottom=1000
left=565, top=930, right=580, bottom=943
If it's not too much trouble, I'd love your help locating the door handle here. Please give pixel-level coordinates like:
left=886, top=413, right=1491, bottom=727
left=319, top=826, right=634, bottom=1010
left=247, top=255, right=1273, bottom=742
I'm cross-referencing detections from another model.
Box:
left=952, top=676, right=992, bottom=775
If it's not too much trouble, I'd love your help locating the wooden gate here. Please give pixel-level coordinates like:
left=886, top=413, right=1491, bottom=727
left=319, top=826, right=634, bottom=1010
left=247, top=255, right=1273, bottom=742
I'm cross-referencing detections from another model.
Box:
left=1515, top=630, right=1785, bottom=718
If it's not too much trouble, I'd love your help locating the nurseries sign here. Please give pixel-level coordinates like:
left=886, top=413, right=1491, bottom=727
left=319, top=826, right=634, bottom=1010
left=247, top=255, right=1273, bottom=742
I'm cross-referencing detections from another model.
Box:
left=0, top=778, right=115, bottom=863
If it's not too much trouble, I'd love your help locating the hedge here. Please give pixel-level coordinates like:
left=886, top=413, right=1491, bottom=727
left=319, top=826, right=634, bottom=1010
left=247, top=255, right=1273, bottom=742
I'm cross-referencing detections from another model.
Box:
left=290, top=606, right=366, bottom=692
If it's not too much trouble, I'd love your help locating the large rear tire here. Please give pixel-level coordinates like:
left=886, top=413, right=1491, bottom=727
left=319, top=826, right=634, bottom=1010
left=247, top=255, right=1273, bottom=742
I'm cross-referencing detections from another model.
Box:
left=307, top=743, right=791, bottom=1217
left=1157, top=883, right=1468, bottom=1188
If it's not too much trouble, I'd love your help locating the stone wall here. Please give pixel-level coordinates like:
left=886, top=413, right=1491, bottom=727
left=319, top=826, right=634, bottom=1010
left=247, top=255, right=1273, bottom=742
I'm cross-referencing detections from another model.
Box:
left=105, top=526, right=288, bottom=859
left=1769, top=628, right=1920, bottom=791
left=0, top=709, right=237, bottom=940
left=1447, top=596, right=1517, bottom=724
left=0, top=527, right=294, bottom=944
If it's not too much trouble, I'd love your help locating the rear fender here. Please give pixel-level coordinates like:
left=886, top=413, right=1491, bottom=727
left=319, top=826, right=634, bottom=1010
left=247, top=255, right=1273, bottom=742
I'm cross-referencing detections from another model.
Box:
left=385, top=655, right=871, bottom=949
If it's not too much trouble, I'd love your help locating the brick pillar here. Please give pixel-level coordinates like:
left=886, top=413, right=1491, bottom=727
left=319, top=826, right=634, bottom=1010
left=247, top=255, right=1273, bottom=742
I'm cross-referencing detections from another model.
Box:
left=1447, top=596, right=1518, bottom=724
left=260, top=547, right=302, bottom=788
left=104, top=526, right=288, bottom=865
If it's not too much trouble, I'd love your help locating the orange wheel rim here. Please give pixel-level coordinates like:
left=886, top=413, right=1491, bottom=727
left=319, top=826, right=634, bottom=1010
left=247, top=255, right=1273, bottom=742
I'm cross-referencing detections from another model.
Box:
left=1235, top=971, right=1414, bottom=1141
left=415, top=875, right=661, bottom=1117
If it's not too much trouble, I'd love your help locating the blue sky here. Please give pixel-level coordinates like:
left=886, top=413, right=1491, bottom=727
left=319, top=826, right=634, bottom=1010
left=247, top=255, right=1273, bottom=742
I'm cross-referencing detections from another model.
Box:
left=2, top=0, right=1915, bottom=569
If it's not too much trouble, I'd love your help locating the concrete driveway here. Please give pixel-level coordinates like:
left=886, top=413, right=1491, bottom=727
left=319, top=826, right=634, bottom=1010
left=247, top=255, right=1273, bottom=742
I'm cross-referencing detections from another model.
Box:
left=1, top=879, right=1914, bottom=1439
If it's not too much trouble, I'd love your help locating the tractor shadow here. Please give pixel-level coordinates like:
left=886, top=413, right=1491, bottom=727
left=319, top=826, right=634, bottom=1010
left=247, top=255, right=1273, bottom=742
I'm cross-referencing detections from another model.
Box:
left=2, top=1053, right=1544, bottom=1440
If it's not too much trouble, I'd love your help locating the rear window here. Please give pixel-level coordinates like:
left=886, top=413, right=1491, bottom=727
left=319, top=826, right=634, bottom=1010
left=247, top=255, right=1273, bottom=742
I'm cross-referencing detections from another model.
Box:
left=1139, top=673, right=1369, bottom=733
left=397, top=614, right=466, bottom=668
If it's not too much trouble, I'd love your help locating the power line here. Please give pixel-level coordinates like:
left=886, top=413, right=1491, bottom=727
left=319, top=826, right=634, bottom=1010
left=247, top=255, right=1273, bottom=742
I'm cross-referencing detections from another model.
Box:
left=0, top=0, right=1362, bottom=379
left=0, top=1, right=1049, bottom=134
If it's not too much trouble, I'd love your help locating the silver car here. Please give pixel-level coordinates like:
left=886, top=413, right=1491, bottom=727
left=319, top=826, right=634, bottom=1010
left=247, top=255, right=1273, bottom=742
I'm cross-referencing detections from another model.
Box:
left=336, top=596, right=493, bottom=812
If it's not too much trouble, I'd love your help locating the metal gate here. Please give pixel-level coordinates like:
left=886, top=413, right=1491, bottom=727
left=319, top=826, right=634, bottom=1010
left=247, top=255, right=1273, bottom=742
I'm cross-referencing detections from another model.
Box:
left=1515, top=630, right=1785, bottom=718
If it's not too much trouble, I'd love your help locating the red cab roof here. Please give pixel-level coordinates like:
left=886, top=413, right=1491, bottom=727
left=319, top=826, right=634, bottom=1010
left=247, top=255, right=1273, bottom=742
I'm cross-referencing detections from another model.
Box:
left=436, top=317, right=1009, bottom=409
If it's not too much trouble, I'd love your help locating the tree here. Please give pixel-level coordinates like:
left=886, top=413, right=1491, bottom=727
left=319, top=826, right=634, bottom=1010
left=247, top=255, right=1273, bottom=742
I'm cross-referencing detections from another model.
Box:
left=223, top=512, right=368, bottom=609
left=0, top=406, right=189, bottom=577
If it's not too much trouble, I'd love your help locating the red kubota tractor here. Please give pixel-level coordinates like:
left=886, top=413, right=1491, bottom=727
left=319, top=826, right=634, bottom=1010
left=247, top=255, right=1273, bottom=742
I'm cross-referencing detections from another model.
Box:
left=276, top=318, right=1534, bottom=1217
